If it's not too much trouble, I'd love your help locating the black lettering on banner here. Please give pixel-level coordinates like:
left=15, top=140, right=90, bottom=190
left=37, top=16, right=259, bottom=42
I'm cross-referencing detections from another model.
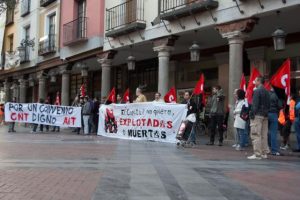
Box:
left=39, top=104, right=45, bottom=113
left=128, top=130, right=133, bottom=137
left=154, top=131, right=159, bottom=138
left=32, top=113, right=37, bottom=122
left=142, top=130, right=147, bottom=137
left=148, top=129, right=153, bottom=137
left=57, top=106, right=62, bottom=115
left=68, top=107, right=74, bottom=115
left=161, top=131, right=166, bottom=139
left=137, top=130, right=141, bottom=138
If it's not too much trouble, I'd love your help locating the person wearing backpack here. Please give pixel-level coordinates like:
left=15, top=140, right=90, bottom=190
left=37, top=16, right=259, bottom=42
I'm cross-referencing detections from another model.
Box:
left=268, top=87, right=283, bottom=156
left=233, top=89, right=247, bottom=151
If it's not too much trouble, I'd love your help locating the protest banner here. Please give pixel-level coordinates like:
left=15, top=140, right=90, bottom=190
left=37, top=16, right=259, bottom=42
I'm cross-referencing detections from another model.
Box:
left=5, top=103, right=82, bottom=127
left=98, top=103, right=187, bottom=143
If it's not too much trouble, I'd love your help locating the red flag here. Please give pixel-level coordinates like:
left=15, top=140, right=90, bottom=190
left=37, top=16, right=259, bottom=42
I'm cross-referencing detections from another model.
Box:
left=246, top=67, right=261, bottom=104
left=123, top=88, right=130, bottom=103
left=55, top=92, right=60, bottom=105
left=164, top=87, right=177, bottom=103
left=80, top=84, right=86, bottom=97
left=264, top=80, right=272, bottom=91
left=240, top=74, right=246, bottom=92
left=270, top=58, right=291, bottom=97
left=193, top=74, right=204, bottom=95
left=107, top=87, right=116, bottom=103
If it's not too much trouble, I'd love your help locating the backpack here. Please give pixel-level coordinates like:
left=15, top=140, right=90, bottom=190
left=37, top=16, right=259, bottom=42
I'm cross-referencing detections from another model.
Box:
left=240, top=101, right=250, bottom=121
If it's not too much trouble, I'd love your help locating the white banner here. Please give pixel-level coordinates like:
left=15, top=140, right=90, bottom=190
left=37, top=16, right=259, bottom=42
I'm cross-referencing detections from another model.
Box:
left=5, top=103, right=82, bottom=127
left=98, top=103, right=187, bottom=143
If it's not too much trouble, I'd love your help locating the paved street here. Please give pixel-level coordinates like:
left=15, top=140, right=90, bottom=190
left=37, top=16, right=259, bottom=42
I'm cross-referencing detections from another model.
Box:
left=0, top=126, right=299, bottom=200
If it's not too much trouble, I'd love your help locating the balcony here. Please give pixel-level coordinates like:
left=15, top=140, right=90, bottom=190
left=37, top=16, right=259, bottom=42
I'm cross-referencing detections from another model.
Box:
left=63, top=17, right=87, bottom=46
left=21, top=0, right=31, bottom=17
left=40, top=0, right=56, bottom=7
left=105, top=0, right=146, bottom=38
left=18, top=46, right=30, bottom=63
left=5, top=8, right=14, bottom=26
left=159, top=0, right=218, bottom=21
left=38, top=34, right=56, bottom=56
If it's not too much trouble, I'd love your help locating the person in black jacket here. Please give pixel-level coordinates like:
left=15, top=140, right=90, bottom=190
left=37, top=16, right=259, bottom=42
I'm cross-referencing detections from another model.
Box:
left=268, top=87, right=283, bottom=156
left=181, top=91, right=197, bottom=143
left=248, top=76, right=270, bottom=160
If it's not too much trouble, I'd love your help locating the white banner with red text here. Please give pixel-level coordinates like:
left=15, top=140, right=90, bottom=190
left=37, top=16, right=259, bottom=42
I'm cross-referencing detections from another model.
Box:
left=98, top=103, right=187, bottom=143
left=5, top=103, right=82, bottom=127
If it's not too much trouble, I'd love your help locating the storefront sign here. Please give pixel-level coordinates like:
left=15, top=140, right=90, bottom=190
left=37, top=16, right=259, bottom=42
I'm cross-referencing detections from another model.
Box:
left=98, top=103, right=187, bottom=143
left=5, top=103, right=82, bottom=127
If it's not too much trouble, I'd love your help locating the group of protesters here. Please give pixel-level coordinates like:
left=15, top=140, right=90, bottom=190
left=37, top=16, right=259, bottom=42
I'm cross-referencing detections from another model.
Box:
left=4, top=77, right=300, bottom=160
left=231, top=76, right=300, bottom=159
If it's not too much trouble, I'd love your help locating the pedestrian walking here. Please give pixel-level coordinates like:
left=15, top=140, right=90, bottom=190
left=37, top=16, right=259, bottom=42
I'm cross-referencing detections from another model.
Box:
left=248, top=76, right=270, bottom=160
left=206, top=86, right=225, bottom=146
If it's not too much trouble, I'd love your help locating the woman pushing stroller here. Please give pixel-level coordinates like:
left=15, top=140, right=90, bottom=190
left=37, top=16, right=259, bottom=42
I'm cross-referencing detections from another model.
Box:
left=176, top=91, right=197, bottom=146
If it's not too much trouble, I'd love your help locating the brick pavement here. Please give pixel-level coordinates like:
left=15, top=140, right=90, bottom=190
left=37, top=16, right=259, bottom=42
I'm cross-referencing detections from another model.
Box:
left=0, top=125, right=299, bottom=200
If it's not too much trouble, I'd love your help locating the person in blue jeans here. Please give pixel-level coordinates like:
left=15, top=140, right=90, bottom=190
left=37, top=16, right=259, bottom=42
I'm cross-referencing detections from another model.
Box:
left=294, top=97, right=300, bottom=152
left=268, top=88, right=283, bottom=156
left=233, top=89, right=247, bottom=150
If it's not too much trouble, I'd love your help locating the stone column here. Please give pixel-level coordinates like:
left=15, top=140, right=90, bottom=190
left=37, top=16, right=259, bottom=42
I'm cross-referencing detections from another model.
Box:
left=214, top=52, right=229, bottom=107
left=217, top=18, right=256, bottom=139
left=98, top=59, right=112, bottom=99
left=12, top=82, right=19, bottom=101
left=3, top=81, right=11, bottom=102
left=60, top=66, right=70, bottom=106
left=246, top=46, right=267, bottom=75
left=169, top=60, right=177, bottom=88
left=19, top=79, right=27, bottom=103
left=153, top=45, right=174, bottom=96
left=38, top=75, right=47, bottom=101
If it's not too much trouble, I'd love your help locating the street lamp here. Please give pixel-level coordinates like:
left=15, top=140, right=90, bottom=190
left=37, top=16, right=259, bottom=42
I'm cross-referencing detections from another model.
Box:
left=189, top=41, right=200, bottom=62
left=127, top=55, right=136, bottom=71
left=272, top=28, right=286, bottom=51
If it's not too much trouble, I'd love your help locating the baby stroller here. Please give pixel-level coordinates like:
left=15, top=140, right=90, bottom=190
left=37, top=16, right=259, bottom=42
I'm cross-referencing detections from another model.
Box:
left=176, top=114, right=196, bottom=147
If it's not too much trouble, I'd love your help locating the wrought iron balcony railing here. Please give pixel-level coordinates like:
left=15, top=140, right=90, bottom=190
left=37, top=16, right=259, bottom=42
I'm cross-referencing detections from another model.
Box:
left=21, top=0, right=31, bottom=17
left=159, top=0, right=218, bottom=21
left=63, top=17, right=87, bottom=45
left=105, top=0, right=146, bottom=37
left=18, top=46, right=30, bottom=63
left=38, top=34, right=56, bottom=56
left=40, top=0, right=57, bottom=7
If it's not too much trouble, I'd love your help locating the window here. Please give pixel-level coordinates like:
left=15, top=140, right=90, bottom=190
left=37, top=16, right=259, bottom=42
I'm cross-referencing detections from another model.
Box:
left=77, top=0, right=86, bottom=38
left=8, top=34, right=14, bottom=52
left=21, top=0, right=31, bottom=17
left=20, top=26, right=30, bottom=62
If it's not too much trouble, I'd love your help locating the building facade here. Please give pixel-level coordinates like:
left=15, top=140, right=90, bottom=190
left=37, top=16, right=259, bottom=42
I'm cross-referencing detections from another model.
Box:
left=0, top=0, right=105, bottom=106
left=102, top=0, right=300, bottom=137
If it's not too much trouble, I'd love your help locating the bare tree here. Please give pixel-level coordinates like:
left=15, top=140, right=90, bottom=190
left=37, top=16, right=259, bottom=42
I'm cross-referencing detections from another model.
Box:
left=0, top=0, right=16, bottom=15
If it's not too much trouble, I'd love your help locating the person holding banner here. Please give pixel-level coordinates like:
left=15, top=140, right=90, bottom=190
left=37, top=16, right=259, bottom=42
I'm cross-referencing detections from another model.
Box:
left=153, top=92, right=164, bottom=103
left=31, top=98, right=45, bottom=133
left=116, top=94, right=122, bottom=104
left=8, top=97, right=17, bottom=133
left=135, top=87, right=147, bottom=103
